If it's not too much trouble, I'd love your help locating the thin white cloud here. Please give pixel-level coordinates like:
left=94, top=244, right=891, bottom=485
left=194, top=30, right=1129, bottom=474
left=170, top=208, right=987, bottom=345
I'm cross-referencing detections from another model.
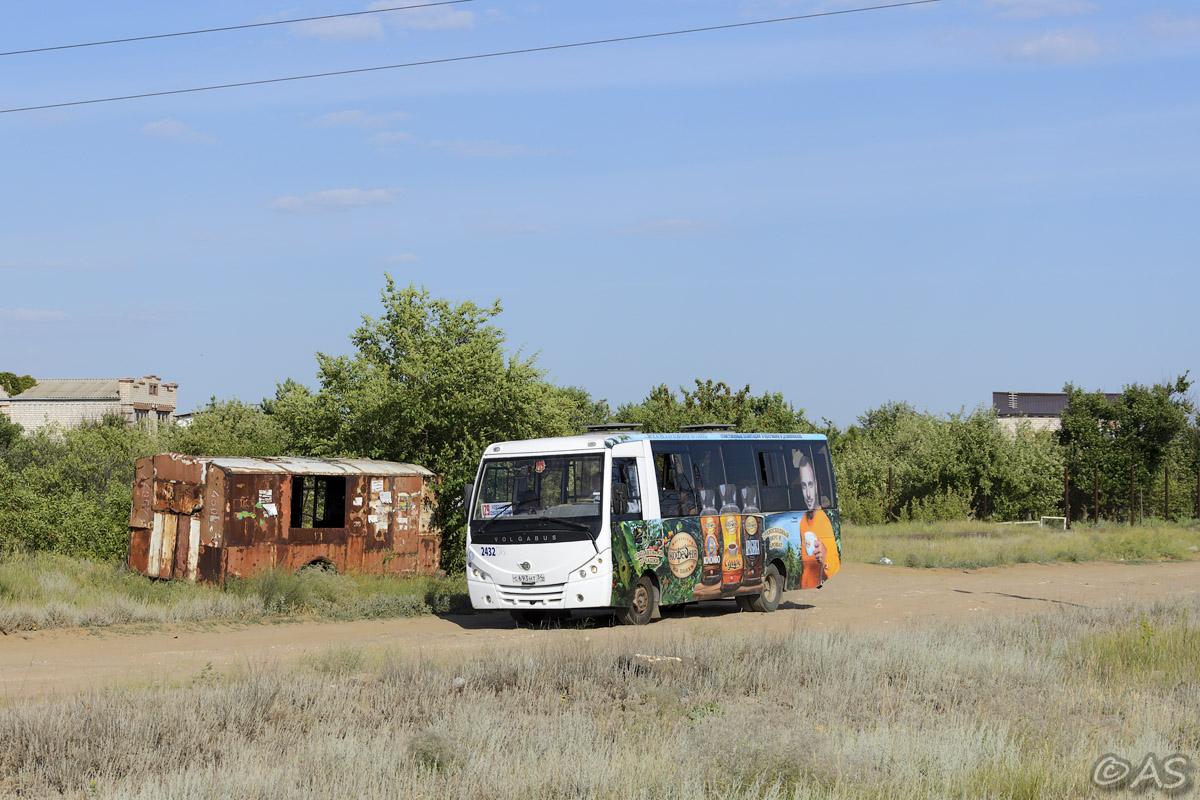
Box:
left=482, top=222, right=551, bottom=235
left=270, top=188, right=402, bottom=213
left=0, top=308, right=69, bottom=321
left=428, top=139, right=533, bottom=158
left=624, top=219, right=712, bottom=238
left=1007, top=29, right=1100, bottom=63
left=0, top=259, right=102, bottom=272
left=311, top=110, right=411, bottom=128
left=293, top=2, right=473, bottom=39
left=141, top=118, right=218, bottom=145
left=368, top=131, right=418, bottom=145
left=382, top=253, right=420, bottom=264
left=291, top=16, right=383, bottom=41
left=370, top=1, right=474, bottom=30
left=1145, top=12, right=1200, bottom=37
left=983, top=0, right=1096, bottom=19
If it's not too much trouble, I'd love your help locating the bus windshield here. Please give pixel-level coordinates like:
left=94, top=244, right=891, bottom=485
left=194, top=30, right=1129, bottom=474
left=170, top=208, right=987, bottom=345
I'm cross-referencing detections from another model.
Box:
left=470, top=454, right=605, bottom=539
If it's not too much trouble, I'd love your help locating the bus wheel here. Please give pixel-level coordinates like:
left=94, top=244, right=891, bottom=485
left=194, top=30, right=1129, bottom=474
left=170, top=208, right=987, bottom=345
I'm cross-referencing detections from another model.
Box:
left=749, top=564, right=782, bottom=613
left=618, top=576, right=656, bottom=626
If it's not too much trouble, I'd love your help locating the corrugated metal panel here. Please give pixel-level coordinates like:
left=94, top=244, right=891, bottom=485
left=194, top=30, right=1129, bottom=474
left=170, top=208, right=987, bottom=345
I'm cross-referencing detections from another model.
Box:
left=208, top=456, right=433, bottom=477
left=202, top=466, right=226, bottom=547
left=154, top=481, right=204, bottom=514
left=130, top=457, right=154, bottom=529
left=128, top=529, right=151, bottom=574
left=185, top=517, right=201, bottom=581
left=153, top=453, right=206, bottom=484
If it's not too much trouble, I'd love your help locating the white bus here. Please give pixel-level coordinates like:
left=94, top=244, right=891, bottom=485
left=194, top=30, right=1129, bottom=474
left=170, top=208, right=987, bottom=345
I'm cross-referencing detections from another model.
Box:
left=464, top=430, right=841, bottom=625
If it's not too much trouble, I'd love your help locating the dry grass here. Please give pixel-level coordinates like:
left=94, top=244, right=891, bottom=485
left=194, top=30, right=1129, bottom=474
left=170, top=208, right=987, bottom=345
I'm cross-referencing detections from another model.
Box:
left=0, top=552, right=468, bottom=633
left=844, top=519, right=1200, bottom=569
left=2, top=596, right=1198, bottom=798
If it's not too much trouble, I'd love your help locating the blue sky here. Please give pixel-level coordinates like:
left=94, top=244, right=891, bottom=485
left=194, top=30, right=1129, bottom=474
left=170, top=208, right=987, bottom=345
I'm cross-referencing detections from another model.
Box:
left=2, top=0, right=1197, bottom=425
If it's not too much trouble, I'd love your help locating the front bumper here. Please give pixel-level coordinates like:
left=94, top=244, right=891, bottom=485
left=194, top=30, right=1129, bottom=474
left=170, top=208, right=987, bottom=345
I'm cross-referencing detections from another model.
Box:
left=467, top=570, right=613, bottom=612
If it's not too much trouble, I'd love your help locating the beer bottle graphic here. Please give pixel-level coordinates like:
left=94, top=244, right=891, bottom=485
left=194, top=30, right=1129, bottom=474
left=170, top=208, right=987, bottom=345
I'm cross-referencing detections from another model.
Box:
left=699, top=489, right=721, bottom=586
left=740, top=485, right=763, bottom=585
left=718, top=483, right=742, bottom=591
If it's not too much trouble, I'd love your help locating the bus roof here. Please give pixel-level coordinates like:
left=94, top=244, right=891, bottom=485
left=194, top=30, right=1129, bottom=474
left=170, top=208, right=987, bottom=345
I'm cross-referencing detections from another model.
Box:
left=481, top=432, right=828, bottom=457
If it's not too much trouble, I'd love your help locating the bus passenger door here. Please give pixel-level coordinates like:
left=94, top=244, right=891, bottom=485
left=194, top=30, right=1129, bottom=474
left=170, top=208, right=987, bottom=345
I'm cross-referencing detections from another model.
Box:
left=610, top=457, right=642, bottom=524
left=609, top=446, right=647, bottom=606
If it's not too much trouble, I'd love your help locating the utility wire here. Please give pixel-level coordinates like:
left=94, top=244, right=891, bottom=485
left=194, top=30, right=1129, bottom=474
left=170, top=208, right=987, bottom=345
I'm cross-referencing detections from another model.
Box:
left=0, top=0, right=939, bottom=115
left=0, top=0, right=475, bottom=58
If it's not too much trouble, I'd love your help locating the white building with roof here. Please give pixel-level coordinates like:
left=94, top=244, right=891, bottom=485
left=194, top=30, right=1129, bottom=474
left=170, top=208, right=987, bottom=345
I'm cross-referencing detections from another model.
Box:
left=0, top=375, right=177, bottom=432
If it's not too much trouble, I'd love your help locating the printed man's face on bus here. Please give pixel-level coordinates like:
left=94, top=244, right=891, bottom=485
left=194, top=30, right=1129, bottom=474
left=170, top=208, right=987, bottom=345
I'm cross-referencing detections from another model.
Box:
left=799, top=464, right=818, bottom=510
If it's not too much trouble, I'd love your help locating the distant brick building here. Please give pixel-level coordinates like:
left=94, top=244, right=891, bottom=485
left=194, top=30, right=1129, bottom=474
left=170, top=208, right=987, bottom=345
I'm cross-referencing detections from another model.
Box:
left=992, top=391, right=1121, bottom=435
left=0, top=376, right=177, bottom=432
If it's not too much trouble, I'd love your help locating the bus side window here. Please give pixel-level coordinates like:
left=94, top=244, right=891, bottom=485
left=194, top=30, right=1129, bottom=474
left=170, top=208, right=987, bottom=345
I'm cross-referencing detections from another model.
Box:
left=790, top=442, right=834, bottom=510
left=654, top=451, right=696, bottom=517
left=611, top=458, right=641, bottom=516
left=718, top=441, right=757, bottom=510
left=814, top=444, right=836, bottom=509
left=755, top=446, right=792, bottom=512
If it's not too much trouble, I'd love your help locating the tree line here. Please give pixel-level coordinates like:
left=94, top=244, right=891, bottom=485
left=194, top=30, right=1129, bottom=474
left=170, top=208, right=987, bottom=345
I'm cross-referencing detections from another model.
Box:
left=1, top=279, right=1195, bottom=571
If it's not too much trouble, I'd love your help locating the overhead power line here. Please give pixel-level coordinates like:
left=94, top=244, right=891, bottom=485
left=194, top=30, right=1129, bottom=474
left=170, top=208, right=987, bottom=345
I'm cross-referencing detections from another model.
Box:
left=0, top=0, right=475, bottom=58
left=0, top=0, right=940, bottom=115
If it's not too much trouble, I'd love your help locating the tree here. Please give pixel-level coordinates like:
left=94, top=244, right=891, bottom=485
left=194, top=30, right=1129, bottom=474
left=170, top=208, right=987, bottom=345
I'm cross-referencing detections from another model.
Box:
left=0, top=414, right=21, bottom=450
left=168, top=398, right=290, bottom=458
left=267, top=279, right=594, bottom=571
left=0, top=372, right=36, bottom=397
left=0, top=415, right=165, bottom=558
left=1059, top=374, right=1194, bottom=520
left=613, top=379, right=815, bottom=433
left=832, top=402, right=1064, bottom=524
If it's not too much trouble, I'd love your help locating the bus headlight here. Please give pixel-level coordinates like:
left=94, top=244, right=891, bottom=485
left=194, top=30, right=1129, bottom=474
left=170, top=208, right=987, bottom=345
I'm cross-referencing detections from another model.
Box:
left=590, top=565, right=598, bottom=574
left=472, top=568, right=479, bottom=577
left=579, top=570, right=587, bottom=578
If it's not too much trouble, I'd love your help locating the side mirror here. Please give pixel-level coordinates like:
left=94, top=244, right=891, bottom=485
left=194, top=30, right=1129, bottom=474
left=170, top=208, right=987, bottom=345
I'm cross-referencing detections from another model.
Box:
left=462, top=484, right=473, bottom=514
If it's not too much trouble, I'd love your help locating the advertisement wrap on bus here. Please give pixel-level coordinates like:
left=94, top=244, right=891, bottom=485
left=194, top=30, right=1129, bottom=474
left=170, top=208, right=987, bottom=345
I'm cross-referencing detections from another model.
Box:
left=464, top=430, right=841, bottom=625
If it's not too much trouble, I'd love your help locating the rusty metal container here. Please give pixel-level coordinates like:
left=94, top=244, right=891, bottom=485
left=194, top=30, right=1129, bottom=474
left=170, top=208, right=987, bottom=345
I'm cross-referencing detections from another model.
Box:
left=127, top=453, right=441, bottom=584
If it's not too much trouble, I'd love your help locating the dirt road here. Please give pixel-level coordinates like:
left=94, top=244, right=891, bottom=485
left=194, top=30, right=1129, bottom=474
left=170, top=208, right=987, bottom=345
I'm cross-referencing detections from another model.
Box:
left=4, top=560, right=1198, bottom=699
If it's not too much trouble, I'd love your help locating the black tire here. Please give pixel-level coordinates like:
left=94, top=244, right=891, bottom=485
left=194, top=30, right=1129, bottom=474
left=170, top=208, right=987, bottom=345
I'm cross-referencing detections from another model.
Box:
left=618, top=576, right=656, bottom=626
left=749, top=564, right=782, bottom=613
left=509, top=610, right=548, bottom=628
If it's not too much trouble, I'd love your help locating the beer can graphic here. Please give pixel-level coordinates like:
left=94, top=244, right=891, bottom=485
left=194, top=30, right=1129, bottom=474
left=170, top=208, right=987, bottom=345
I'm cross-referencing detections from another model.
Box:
left=803, top=530, right=819, bottom=558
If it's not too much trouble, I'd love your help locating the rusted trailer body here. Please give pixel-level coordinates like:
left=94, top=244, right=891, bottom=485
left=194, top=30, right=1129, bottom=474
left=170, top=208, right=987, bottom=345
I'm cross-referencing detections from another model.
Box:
left=128, top=453, right=441, bottom=583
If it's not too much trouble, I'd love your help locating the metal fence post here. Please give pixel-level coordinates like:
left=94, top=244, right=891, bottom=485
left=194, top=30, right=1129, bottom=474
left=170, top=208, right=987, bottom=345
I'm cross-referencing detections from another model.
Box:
left=1165, top=464, right=1169, bottom=521
left=887, top=466, right=893, bottom=524
left=1064, top=466, right=1070, bottom=530
left=1130, top=466, right=1136, bottom=527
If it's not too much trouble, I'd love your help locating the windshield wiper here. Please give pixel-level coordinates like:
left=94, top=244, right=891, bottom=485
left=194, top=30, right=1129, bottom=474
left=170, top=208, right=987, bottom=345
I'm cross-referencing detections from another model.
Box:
left=534, top=514, right=601, bottom=557
left=532, top=514, right=594, bottom=534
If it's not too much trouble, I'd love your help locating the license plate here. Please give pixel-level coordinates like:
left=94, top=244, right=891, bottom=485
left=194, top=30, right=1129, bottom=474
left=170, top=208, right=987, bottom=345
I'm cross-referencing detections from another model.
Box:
left=513, top=573, right=545, bottom=584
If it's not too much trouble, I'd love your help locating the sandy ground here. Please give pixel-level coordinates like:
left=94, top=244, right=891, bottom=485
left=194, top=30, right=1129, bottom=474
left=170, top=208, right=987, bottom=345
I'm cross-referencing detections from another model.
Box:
left=3, top=560, right=1198, bottom=699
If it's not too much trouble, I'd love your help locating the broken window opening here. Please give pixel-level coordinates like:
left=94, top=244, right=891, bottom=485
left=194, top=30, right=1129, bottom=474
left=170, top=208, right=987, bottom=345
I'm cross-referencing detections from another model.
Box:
left=290, top=476, right=347, bottom=528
